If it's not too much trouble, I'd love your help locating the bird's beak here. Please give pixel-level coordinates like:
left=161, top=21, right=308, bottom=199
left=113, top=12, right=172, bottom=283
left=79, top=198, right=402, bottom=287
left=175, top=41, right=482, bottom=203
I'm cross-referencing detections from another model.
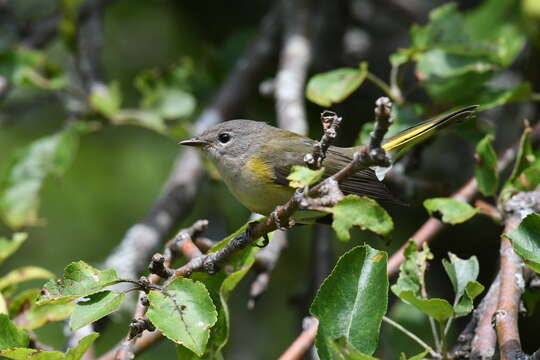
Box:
left=178, top=138, right=209, bottom=147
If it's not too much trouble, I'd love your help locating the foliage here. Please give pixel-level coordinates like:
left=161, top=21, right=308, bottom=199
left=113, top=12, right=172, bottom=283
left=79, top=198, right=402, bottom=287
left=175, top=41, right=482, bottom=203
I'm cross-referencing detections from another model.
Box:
left=2, top=0, right=540, bottom=359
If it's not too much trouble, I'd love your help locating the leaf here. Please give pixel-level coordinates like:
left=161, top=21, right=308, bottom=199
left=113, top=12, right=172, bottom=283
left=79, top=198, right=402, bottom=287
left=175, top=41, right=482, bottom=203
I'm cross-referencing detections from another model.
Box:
left=287, top=166, right=325, bottom=188
left=147, top=278, right=218, bottom=356
left=65, top=333, right=99, bottom=360
left=70, top=291, right=125, bottom=331
left=331, top=337, right=379, bottom=360
left=0, top=348, right=64, bottom=360
left=0, top=49, right=66, bottom=90
left=310, top=245, right=388, bottom=359
left=329, top=195, right=393, bottom=241
left=0, top=267, right=54, bottom=290
left=398, top=291, right=454, bottom=322
left=182, top=223, right=259, bottom=358
left=442, top=253, right=480, bottom=299
left=0, top=233, right=27, bottom=265
left=0, top=333, right=98, bottom=360
left=474, top=135, right=499, bottom=196
left=423, top=198, right=477, bottom=224
left=504, top=213, right=540, bottom=273
left=442, top=253, right=484, bottom=317
left=390, top=241, right=427, bottom=296
left=398, top=0, right=526, bottom=104
left=476, top=83, right=533, bottom=111
left=37, top=261, right=120, bottom=305
left=391, top=242, right=453, bottom=321
left=8, top=289, right=74, bottom=330
left=507, top=127, right=534, bottom=184
left=0, top=128, right=79, bottom=229
left=154, top=88, right=196, bottom=120
left=0, top=314, right=29, bottom=349
left=89, top=82, right=122, bottom=118
left=306, top=64, right=368, bottom=107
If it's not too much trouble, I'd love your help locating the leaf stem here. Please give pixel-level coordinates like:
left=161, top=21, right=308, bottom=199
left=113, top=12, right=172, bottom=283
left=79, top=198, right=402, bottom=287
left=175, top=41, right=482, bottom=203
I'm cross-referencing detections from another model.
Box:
left=382, top=316, right=440, bottom=358
left=419, top=272, right=441, bottom=351
left=366, top=72, right=403, bottom=104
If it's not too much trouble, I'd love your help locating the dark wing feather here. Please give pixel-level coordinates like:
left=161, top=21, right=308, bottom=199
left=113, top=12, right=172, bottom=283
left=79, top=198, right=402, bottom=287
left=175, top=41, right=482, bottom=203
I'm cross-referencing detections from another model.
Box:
left=271, top=142, right=404, bottom=204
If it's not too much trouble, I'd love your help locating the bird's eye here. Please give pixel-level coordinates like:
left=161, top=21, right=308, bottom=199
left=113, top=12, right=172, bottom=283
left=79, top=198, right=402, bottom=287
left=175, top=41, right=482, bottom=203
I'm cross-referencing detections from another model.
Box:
left=218, top=133, right=231, bottom=144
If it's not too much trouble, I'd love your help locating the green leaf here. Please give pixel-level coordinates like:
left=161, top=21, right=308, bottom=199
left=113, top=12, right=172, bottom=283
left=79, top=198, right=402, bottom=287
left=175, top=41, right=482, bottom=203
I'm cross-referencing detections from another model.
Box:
left=476, top=83, right=533, bottom=111
left=306, top=64, right=368, bottom=107
left=0, top=314, right=29, bottom=349
left=0, top=233, right=27, bottom=265
left=89, top=82, right=122, bottom=118
left=508, top=127, right=535, bottom=185
left=398, top=291, right=454, bottom=322
left=37, top=261, right=120, bottom=305
left=182, top=223, right=258, bottom=359
left=65, top=333, right=99, bottom=360
left=0, top=128, right=79, bottom=229
left=287, top=166, right=325, bottom=188
left=147, top=278, right=218, bottom=357
left=423, top=198, right=477, bottom=224
left=504, top=213, right=540, bottom=273
left=329, top=195, right=393, bottom=241
left=0, top=267, right=54, bottom=290
left=442, top=253, right=480, bottom=299
left=0, top=333, right=98, bottom=360
left=474, top=135, right=499, bottom=196
left=0, top=348, right=64, bottom=360
left=512, top=166, right=540, bottom=192
left=402, top=0, right=526, bottom=104
left=391, top=242, right=453, bottom=321
left=0, top=49, right=66, bottom=90
left=442, top=253, right=484, bottom=317
left=69, top=291, right=125, bottom=331
left=8, top=289, right=74, bottom=330
left=331, top=337, right=379, bottom=360
left=310, top=245, right=388, bottom=359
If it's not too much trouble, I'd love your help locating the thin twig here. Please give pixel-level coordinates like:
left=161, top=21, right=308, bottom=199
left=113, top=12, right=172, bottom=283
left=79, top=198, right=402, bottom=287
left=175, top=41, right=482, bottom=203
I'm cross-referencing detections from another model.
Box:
left=382, top=316, right=439, bottom=359
left=277, top=317, right=319, bottom=360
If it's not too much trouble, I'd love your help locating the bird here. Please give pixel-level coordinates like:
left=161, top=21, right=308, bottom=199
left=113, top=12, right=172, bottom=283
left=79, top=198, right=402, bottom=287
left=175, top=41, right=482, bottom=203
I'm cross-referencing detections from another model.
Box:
left=180, top=105, right=478, bottom=220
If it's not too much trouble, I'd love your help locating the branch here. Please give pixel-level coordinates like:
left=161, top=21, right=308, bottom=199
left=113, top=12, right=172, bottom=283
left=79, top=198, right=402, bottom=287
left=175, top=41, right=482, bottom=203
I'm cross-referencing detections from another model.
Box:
left=274, top=0, right=311, bottom=134
left=75, top=0, right=112, bottom=93
left=494, top=187, right=540, bottom=360
left=277, top=317, right=319, bottom=360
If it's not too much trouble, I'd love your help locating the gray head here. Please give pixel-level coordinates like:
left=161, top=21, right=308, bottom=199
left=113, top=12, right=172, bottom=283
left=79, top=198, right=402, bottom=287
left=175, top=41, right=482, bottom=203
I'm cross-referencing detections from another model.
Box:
left=179, top=119, right=275, bottom=163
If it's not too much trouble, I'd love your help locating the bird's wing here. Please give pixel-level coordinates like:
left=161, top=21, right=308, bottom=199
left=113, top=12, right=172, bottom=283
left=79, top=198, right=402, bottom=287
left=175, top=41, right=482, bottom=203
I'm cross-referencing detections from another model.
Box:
left=270, top=141, right=402, bottom=204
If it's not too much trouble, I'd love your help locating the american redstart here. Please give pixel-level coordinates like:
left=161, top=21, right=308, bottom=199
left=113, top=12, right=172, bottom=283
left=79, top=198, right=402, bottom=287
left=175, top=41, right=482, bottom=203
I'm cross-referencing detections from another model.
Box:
left=180, top=105, right=478, bottom=220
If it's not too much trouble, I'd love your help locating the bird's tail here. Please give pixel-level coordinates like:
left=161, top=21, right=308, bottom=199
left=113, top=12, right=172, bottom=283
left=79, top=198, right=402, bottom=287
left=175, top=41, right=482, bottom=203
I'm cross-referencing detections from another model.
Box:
left=381, top=105, right=479, bottom=160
